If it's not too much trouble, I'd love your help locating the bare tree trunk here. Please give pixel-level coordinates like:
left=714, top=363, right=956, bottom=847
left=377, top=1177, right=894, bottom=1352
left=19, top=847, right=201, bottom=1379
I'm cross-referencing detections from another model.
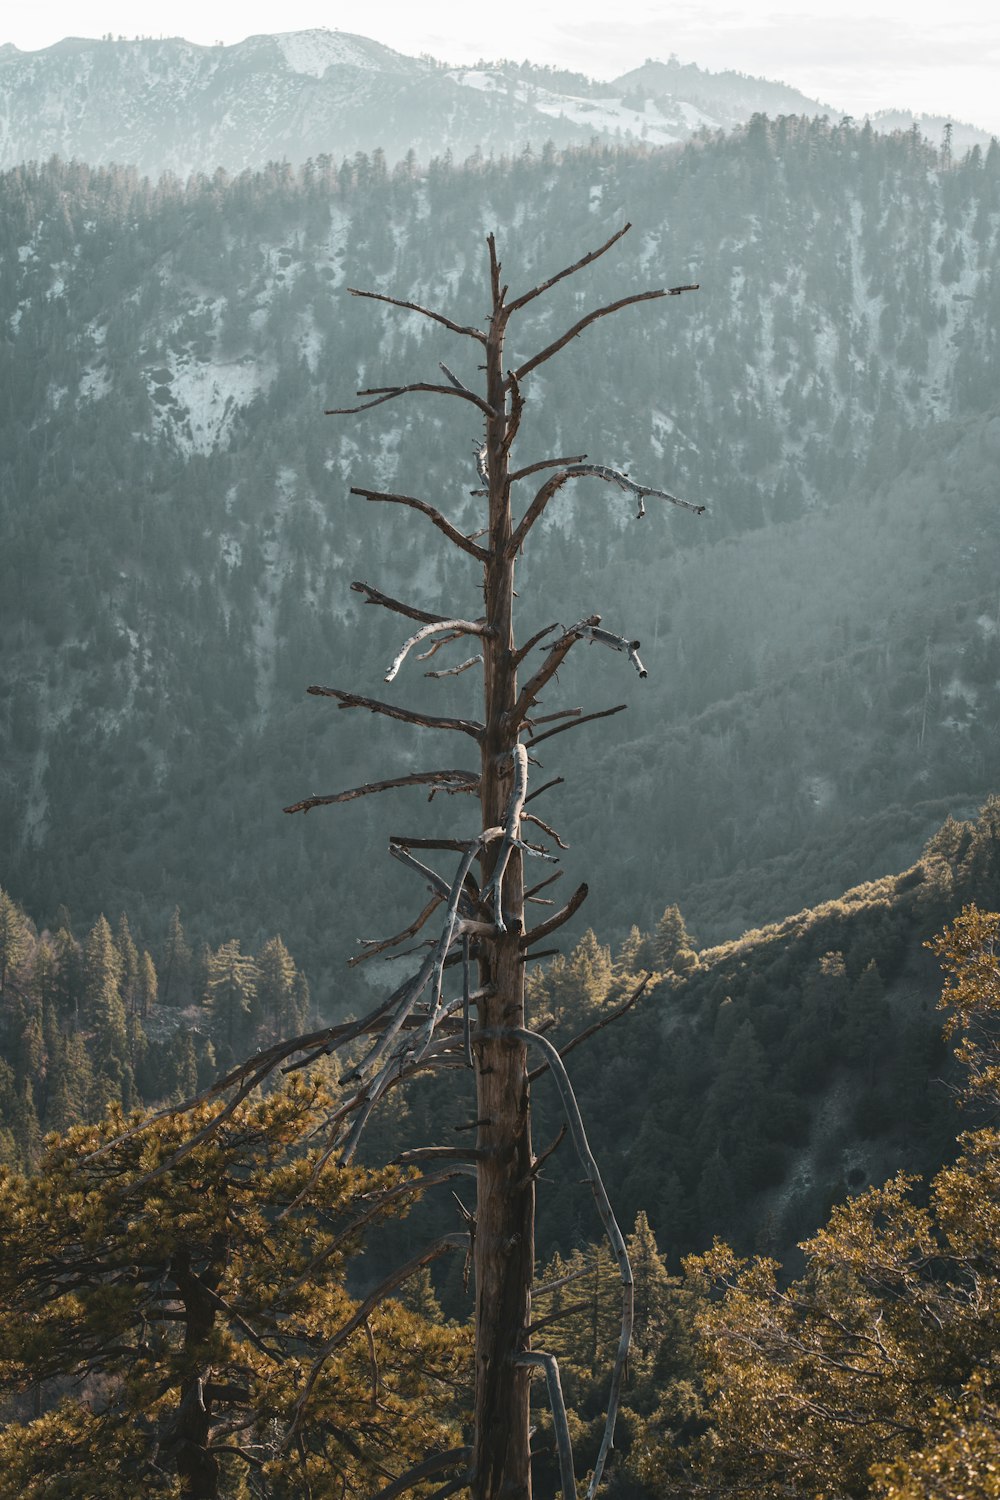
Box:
left=472, top=245, right=534, bottom=1500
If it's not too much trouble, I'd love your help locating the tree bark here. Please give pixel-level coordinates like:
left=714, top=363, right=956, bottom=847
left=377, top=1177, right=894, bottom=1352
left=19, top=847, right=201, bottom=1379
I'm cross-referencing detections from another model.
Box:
left=472, top=240, right=534, bottom=1500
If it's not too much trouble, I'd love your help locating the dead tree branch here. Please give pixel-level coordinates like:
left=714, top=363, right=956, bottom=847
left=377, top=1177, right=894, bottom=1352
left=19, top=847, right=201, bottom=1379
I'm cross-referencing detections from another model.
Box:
left=305, top=686, right=483, bottom=739
left=524, top=775, right=566, bottom=805
left=514, top=1353, right=576, bottom=1499
left=285, top=770, right=479, bottom=817
left=506, top=223, right=633, bottom=313
left=483, top=1028, right=633, bottom=1500
left=525, top=870, right=564, bottom=902
left=439, top=361, right=475, bottom=395
left=512, top=617, right=601, bottom=725
left=574, top=623, right=648, bottom=678
left=525, top=704, right=626, bottom=748
left=350, top=488, right=489, bottom=562
left=510, top=284, right=699, bottom=386
left=522, top=811, right=568, bottom=850
left=521, top=883, right=589, bottom=947
left=385, top=620, right=489, bottom=683
left=347, top=285, right=487, bottom=343
left=511, top=463, right=704, bottom=554
left=351, top=581, right=451, bottom=625
left=426, top=655, right=484, bottom=679
left=528, top=974, right=651, bottom=1083
left=368, top=1450, right=473, bottom=1500
left=350, top=896, right=444, bottom=967
left=511, top=622, right=559, bottom=666
left=327, top=381, right=496, bottom=420
left=509, top=454, right=587, bottom=483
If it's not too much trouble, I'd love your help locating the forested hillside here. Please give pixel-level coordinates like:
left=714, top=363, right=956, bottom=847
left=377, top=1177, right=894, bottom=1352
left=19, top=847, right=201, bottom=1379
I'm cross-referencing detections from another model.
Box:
left=6, top=797, right=1000, bottom=1268
left=2, top=118, right=999, bottom=996
left=4, top=802, right=1000, bottom=1496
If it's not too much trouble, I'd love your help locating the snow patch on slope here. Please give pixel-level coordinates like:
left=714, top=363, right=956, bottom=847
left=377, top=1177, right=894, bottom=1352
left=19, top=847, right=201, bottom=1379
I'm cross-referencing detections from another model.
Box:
left=276, top=30, right=393, bottom=76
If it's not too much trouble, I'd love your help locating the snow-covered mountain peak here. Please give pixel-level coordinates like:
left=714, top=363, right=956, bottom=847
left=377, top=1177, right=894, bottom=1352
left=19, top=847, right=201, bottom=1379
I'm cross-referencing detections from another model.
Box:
left=270, top=29, right=415, bottom=78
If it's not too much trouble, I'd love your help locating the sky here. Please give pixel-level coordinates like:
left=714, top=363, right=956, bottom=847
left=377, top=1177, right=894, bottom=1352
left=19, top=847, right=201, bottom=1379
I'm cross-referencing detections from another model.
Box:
left=5, top=0, right=1000, bottom=136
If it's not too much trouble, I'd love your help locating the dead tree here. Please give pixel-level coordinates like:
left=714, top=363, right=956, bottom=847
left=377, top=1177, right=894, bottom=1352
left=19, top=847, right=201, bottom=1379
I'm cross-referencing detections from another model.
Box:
left=100, top=226, right=701, bottom=1499
left=295, top=227, right=702, bottom=1500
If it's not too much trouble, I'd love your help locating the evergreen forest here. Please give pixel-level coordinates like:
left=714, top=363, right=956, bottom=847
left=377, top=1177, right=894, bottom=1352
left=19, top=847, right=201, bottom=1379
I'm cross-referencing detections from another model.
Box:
left=1, top=94, right=1000, bottom=1499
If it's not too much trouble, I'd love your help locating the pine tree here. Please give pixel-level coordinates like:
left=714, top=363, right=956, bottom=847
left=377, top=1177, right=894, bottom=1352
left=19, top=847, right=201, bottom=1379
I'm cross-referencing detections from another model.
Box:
left=256, top=934, right=301, bottom=1044
left=204, top=939, right=258, bottom=1059
left=115, top=912, right=140, bottom=1020
left=0, top=1080, right=469, bottom=1498
left=160, top=906, right=192, bottom=1007
left=84, top=915, right=134, bottom=1113
left=0, top=888, right=32, bottom=998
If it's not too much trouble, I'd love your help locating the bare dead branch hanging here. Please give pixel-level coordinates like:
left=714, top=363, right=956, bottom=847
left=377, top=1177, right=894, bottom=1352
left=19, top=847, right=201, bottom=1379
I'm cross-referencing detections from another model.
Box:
left=385, top=619, right=489, bottom=683
left=573, top=622, right=648, bottom=678
left=527, top=974, right=651, bottom=1083
left=514, top=1353, right=576, bottom=1499
left=479, top=1027, right=634, bottom=1500
left=510, top=462, right=705, bottom=554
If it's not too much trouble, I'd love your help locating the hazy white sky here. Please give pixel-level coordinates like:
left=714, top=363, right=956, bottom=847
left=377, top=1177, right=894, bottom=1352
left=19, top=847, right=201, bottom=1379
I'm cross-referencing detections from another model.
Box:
left=6, top=1, right=1000, bottom=134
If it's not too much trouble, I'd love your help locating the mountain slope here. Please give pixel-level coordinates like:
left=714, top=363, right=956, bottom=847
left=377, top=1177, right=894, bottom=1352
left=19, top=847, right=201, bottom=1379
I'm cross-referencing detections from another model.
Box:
left=0, top=30, right=843, bottom=176
left=1, top=122, right=998, bottom=989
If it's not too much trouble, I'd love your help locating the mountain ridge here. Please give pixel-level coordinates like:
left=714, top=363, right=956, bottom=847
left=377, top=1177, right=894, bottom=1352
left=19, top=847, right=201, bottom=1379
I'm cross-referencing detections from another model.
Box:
left=1, top=28, right=991, bottom=179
